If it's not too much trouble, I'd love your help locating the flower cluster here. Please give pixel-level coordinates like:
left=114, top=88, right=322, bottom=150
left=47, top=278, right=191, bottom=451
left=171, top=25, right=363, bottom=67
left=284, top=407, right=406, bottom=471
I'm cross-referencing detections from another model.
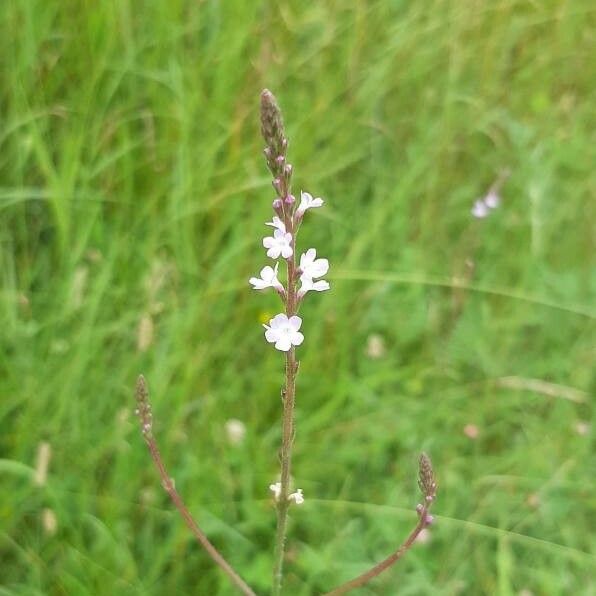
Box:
left=251, top=191, right=329, bottom=351
left=269, top=482, right=305, bottom=505
left=471, top=188, right=500, bottom=218
left=249, top=90, right=330, bottom=353
left=471, top=170, right=510, bottom=219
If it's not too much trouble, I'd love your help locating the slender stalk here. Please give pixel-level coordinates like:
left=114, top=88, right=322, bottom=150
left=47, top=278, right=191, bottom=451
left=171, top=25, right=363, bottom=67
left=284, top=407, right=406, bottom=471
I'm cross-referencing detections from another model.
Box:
left=323, top=453, right=437, bottom=595
left=259, top=88, right=303, bottom=596
left=272, top=349, right=297, bottom=595
left=135, top=376, right=256, bottom=596
left=322, top=503, right=431, bottom=596
left=272, top=207, right=299, bottom=596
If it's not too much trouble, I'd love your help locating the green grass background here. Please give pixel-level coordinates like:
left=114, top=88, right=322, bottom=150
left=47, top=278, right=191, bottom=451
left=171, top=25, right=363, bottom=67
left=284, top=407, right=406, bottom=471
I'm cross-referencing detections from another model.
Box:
left=1, top=1, right=594, bottom=594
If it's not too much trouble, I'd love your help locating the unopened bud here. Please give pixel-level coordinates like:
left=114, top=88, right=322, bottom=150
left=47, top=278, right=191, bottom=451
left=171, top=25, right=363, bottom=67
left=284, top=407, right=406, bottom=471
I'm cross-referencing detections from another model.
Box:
left=284, top=194, right=295, bottom=205
left=418, top=453, right=437, bottom=500
left=260, top=89, right=286, bottom=157
left=272, top=177, right=283, bottom=194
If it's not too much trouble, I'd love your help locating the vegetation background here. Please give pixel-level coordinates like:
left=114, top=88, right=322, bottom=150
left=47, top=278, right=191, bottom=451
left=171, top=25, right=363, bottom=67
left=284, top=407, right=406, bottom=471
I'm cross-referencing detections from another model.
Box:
left=1, top=1, right=594, bottom=594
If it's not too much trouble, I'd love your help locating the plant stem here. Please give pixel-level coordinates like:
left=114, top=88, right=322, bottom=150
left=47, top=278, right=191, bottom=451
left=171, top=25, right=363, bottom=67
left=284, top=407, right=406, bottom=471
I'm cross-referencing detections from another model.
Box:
left=322, top=503, right=431, bottom=596
left=135, top=377, right=256, bottom=596
left=272, top=212, right=299, bottom=596
left=272, top=348, right=298, bottom=595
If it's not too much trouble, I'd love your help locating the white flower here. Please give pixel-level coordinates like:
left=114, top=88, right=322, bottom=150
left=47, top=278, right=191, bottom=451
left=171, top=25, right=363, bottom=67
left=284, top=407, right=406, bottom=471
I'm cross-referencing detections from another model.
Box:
left=289, top=489, right=304, bottom=505
left=484, top=189, right=500, bottom=209
left=249, top=263, right=283, bottom=290
left=472, top=188, right=501, bottom=218
left=263, top=314, right=304, bottom=352
left=225, top=419, right=246, bottom=445
left=299, top=277, right=330, bottom=295
left=269, top=482, right=282, bottom=501
left=263, top=229, right=293, bottom=259
left=471, top=199, right=490, bottom=218
left=299, top=248, right=329, bottom=279
left=298, top=248, right=330, bottom=295
left=296, top=191, right=324, bottom=216
left=265, top=216, right=286, bottom=232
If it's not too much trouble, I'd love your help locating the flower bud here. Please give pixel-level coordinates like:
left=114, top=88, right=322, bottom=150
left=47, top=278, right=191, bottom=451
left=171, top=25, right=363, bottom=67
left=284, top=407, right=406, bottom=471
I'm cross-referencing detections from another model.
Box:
left=260, top=89, right=286, bottom=158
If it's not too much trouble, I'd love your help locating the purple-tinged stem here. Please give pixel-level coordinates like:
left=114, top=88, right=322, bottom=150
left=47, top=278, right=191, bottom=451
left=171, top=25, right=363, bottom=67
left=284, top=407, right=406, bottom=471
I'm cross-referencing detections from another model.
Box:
left=322, top=504, right=432, bottom=596
left=135, top=376, right=256, bottom=596
left=323, top=453, right=437, bottom=595
left=260, top=88, right=300, bottom=596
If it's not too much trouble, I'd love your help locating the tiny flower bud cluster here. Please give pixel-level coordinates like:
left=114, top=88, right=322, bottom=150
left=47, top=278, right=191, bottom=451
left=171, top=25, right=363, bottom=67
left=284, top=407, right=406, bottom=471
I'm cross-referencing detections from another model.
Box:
left=416, top=453, right=437, bottom=527
left=134, top=375, right=153, bottom=440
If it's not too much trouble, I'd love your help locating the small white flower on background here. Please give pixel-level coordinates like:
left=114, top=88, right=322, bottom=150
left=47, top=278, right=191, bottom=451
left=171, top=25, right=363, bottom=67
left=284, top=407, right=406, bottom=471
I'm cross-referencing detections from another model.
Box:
left=471, top=199, right=490, bottom=219
left=299, top=248, right=329, bottom=280
left=288, top=489, right=304, bottom=505
left=263, top=229, right=293, bottom=259
left=296, top=191, right=324, bottom=216
left=484, top=189, right=500, bottom=209
left=264, top=314, right=304, bottom=351
left=269, top=482, right=282, bottom=501
left=265, top=216, right=286, bottom=232
left=299, top=277, right=330, bottom=295
left=472, top=188, right=501, bottom=219
left=225, top=419, right=247, bottom=445
left=249, top=263, right=283, bottom=291
left=366, top=334, right=386, bottom=359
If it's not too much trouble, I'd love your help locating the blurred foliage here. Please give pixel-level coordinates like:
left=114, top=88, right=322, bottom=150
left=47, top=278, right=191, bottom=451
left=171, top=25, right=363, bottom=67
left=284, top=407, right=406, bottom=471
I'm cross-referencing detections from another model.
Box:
left=0, top=1, right=594, bottom=594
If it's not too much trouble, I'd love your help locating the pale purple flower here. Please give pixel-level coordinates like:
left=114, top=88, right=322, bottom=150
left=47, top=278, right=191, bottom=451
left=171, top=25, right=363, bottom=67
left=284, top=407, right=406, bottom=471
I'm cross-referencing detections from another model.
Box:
left=299, top=277, right=330, bottom=296
left=296, top=191, right=324, bottom=217
left=249, top=264, right=283, bottom=290
left=263, top=229, right=293, bottom=259
left=484, top=189, right=500, bottom=209
left=472, top=187, right=501, bottom=218
left=264, top=314, right=304, bottom=351
left=471, top=199, right=490, bottom=218
left=298, top=248, right=330, bottom=296
left=299, top=248, right=329, bottom=279
left=265, top=216, right=286, bottom=232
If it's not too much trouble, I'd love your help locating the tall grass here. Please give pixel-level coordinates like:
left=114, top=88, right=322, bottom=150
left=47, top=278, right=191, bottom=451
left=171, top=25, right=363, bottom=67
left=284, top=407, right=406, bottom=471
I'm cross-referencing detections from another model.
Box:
left=1, top=1, right=594, bottom=594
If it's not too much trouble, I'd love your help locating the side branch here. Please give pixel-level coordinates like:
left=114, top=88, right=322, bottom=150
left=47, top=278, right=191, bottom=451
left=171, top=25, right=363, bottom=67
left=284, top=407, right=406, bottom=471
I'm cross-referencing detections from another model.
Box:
left=323, top=454, right=437, bottom=596
left=135, top=375, right=256, bottom=596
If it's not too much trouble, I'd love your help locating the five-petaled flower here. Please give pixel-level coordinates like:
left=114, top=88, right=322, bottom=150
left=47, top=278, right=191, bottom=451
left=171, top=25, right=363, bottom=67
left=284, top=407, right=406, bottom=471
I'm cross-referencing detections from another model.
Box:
left=299, top=248, right=329, bottom=280
left=296, top=191, right=324, bottom=217
left=263, top=228, right=293, bottom=259
left=264, top=314, right=304, bottom=352
left=249, top=264, right=284, bottom=291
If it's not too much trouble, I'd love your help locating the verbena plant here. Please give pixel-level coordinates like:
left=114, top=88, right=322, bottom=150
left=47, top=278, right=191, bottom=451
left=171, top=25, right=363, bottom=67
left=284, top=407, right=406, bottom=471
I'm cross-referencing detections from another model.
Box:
left=134, top=90, right=437, bottom=595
